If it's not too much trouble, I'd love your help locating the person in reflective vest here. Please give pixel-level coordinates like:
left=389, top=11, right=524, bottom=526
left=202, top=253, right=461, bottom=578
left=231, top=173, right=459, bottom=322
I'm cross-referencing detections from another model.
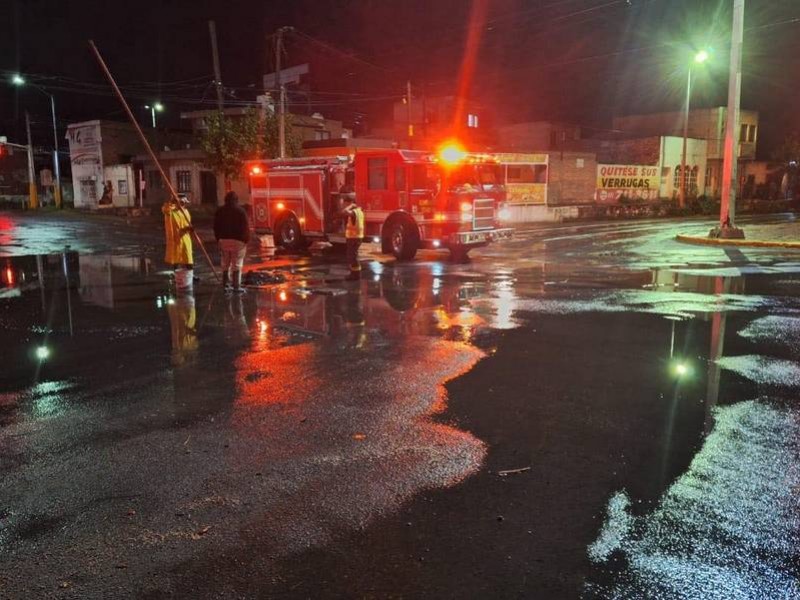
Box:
left=162, top=196, right=194, bottom=270
left=342, top=195, right=364, bottom=281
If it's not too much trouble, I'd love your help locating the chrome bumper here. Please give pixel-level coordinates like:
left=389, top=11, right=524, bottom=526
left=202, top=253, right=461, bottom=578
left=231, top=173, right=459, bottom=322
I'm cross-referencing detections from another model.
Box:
left=450, top=228, right=513, bottom=246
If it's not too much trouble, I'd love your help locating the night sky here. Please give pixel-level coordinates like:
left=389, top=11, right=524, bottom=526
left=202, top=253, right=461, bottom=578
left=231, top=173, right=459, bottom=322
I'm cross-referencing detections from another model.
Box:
left=1, top=0, right=798, bottom=157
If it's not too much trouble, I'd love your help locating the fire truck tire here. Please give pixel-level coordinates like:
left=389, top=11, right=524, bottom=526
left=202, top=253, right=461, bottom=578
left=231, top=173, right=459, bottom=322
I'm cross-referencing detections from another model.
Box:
left=383, top=219, right=419, bottom=261
left=274, top=215, right=310, bottom=252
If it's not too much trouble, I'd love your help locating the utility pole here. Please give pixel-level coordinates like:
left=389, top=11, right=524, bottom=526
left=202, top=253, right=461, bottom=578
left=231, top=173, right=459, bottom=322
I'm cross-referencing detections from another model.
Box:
left=49, top=94, right=62, bottom=209
left=679, top=68, right=692, bottom=209
left=208, top=21, right=224, bottom=113
left=275, top=27, right=288, bottom=158
left=406, top=80, right=413, bottom=150
left=24, top=111, right=38, bottom=210
left=714, top=0, right=745, bottom=239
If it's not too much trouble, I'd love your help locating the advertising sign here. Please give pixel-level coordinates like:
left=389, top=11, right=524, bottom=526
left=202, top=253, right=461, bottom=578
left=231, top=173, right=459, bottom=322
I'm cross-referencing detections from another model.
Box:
left=595, top=164, right=660, bottom=202
left=66, top=122, right=103, bottom=208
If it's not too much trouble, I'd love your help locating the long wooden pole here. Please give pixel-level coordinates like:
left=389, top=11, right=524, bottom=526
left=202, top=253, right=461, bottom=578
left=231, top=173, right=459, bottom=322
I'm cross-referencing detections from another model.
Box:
left=88, top=40, right=219, bottom=280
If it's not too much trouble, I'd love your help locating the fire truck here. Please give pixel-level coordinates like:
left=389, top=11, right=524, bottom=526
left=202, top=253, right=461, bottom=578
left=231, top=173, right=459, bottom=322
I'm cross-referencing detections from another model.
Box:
left=246, top=146, right=513, bottom=261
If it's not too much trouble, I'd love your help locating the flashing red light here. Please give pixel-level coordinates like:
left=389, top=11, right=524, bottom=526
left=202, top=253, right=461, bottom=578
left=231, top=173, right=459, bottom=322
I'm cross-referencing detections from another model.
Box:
left=251, top=165, right=262, bottom=176
left=4, top=266, right=13, bottom=286
left=278, top=290, right=288, bottom=302
left=438, top=141, right=467, bottom=165
left=275, top=202, right=285, bottom=210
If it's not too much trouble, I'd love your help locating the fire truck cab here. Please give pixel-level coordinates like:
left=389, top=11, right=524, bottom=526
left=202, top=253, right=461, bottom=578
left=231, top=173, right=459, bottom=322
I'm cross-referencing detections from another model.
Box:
left=247, top=148, right=512, bottom=261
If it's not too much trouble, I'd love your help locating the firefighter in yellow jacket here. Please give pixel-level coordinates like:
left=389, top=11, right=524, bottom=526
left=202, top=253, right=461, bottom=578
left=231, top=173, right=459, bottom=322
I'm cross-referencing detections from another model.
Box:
left=162, top=196, right=194, bottom=269
left=342, top=193, right=364, bottom=281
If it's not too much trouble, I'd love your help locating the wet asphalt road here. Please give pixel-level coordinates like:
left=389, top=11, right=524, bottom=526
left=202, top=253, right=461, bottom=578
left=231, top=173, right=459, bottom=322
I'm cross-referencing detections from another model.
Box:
left=1, top=211, right=800, bottom=599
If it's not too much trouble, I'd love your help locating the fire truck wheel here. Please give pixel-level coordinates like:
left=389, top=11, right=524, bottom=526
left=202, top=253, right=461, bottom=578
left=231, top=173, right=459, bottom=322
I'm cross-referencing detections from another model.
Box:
left=384, top=220, right=418, bottom=261
left=274, top=215, right=309, bottom=251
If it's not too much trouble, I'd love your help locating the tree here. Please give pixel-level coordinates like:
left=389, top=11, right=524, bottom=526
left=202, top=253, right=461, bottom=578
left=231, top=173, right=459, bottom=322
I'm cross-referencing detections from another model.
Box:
left=199, top=108, right=303, bottom=184
left=199, top=109, right=261, bottom=184
left=772, top=131, right=800, bottom=164
left=263, top=111, right=303, bottom=159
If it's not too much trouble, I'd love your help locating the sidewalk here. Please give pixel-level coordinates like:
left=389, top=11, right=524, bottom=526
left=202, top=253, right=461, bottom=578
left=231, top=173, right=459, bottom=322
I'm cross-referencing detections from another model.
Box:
left=676, top=218, right=800, bottom=249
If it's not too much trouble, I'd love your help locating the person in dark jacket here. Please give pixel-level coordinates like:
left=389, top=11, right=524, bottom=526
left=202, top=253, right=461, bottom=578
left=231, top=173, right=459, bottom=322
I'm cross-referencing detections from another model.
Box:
left=214, top=191, right=251, bottom=293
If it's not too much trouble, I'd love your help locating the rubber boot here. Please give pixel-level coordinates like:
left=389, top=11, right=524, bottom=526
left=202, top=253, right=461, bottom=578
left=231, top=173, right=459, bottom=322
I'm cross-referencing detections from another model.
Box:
left=233, top=270, right=246, bottom=294
left=222, top=270, right=230, bottom=291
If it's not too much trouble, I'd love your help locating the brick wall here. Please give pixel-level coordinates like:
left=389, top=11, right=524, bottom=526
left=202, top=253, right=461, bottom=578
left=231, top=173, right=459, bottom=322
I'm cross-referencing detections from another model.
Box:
left=547, top=152, right=597, bottom=205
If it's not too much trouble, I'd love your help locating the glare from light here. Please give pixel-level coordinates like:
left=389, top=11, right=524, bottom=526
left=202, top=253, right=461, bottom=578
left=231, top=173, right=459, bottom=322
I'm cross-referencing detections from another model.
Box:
left=35, top=345, right=50, bottom=360
left=153, top=102, right=164, bottom=112
left=672, top=361, right=692, bottom=378
left=166, top=297, right=176, bottom=305
left=694, top=49, right=710, bottom=64
left=460, top=202, right=473, bottom=212
left=438, top=141, right=467, bottom=165
left=276, top=202, right=285, bottom=210
left=278, top=290, right=288, bottom=302
left=432, top=239, right=441, bottom=248
left=434, top=213, right=446, bottom=222
left=498, top=207, right=511, bottom=221
left=11, top=74, right=25, bottom=86
left=372, top=236, right=380, bottom=244
left=251, top=166, right=262, bottom=175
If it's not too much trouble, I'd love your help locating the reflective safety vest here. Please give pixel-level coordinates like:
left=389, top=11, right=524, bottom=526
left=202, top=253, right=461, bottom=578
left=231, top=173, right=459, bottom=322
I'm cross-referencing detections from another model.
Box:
left=345, top=206, right=365, bottom=239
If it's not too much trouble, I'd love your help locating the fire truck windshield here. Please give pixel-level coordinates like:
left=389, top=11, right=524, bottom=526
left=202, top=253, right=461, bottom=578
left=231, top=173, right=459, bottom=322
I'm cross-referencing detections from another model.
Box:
left=447, top=164, right=503, bottom=193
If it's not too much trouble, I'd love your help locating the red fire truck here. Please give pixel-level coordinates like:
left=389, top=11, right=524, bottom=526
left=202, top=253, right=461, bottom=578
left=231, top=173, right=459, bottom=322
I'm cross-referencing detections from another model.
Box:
left=247, top=146, right=512, bottom=261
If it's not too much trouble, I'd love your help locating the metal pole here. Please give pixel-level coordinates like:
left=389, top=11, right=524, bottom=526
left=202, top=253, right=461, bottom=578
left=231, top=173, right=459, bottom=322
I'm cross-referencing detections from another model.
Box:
left=24, top=111, right=38, bottom=210
left=717, top=0, right=745, bottom=238
left=276, top=28, right=285, bottom=158
left=88, top=40, right=219, bottom=280
left=679, top=67, right=691, bottom=209
left=406, top=80, right=413, bottom=150
left=150, top=106, right=156, bottom=128
left=50, top=94, right=62, bottom=209
left=62, top=249, right=74, bottom=337
left=209, top=21, right=224, bottom=113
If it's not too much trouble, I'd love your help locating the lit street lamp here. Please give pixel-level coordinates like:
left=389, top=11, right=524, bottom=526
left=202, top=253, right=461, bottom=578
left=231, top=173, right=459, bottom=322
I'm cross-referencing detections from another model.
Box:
left=144, top=102, right=164, bottom=128
left=10, top=74, right=64, bottom=209
left=679, top=49, right=710, bottom=209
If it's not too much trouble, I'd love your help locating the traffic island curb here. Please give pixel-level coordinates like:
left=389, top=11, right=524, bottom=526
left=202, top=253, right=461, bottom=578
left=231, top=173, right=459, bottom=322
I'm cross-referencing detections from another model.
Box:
left=675, top=234, right=800, bottom=249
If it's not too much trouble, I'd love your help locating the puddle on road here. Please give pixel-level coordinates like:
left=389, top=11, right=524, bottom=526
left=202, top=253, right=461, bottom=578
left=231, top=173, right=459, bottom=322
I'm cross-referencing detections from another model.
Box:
left=2, top=247, right=800, bottom=596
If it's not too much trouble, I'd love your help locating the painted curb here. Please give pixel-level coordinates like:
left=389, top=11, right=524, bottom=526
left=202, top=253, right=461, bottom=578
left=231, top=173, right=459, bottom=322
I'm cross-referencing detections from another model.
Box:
left=675, top=234, right=800, bottom=249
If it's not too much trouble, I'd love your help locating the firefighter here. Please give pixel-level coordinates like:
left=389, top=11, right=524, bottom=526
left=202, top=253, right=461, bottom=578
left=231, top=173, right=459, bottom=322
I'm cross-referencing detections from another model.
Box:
left=342, top=192, right=364, bottom=281
left=162, top=195, right=194, bottom=271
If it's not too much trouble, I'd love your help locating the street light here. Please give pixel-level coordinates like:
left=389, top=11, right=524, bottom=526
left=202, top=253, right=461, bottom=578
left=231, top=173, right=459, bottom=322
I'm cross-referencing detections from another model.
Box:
left=144, top=102, right=164, bottom=128
left=10, top=74, right=63, bottom=209
left=679, top=49, right=711, bottom=209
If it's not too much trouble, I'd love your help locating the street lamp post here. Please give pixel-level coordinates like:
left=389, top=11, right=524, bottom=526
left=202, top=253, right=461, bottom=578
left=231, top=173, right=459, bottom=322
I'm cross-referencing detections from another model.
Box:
left=11, top=74, right=63, bottom=208
left=144, top=103, right=164, bottom=128
left=679, top=49, right=709, bottom=209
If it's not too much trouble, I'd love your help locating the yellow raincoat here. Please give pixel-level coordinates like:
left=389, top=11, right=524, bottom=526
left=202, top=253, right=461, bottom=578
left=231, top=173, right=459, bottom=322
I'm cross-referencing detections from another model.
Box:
left=162, top=201, right=194, bottom=266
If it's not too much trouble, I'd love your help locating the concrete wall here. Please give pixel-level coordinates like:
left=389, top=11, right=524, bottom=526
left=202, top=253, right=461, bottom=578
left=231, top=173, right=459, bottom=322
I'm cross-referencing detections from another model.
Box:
left=103, top=164, right=136, bottom=208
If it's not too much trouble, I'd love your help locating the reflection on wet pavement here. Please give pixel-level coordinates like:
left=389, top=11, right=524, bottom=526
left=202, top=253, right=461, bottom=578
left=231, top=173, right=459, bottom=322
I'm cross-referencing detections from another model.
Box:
left=2, top=212, right=800, bottom=597
left=587, top=400, right=800, bottom=598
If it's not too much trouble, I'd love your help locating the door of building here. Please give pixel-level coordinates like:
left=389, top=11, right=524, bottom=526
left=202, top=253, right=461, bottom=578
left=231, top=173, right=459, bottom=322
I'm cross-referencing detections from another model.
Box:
left=200, top=171, right=218, bottom=205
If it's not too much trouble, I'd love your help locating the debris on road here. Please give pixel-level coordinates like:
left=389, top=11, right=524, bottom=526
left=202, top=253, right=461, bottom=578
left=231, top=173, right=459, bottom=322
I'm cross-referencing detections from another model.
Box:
left=497, top=467, right=531, bottom=477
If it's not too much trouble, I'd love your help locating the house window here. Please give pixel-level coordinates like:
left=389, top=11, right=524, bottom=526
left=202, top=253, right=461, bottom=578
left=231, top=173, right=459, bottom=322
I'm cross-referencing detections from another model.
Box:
left=467, top=113, right=479, bottom=128
left=740, top=124, right=748, bottom=143
left=748, top=125, right=756, bottom=142
left=314, top=130, right=331, bottom=141
left=367, top=158, right=388, bottom=190
left=705, top=165, right=713, bottom=189
left=176, top=170, right=191, bottom=193
left=505, top=165, right=548, bottom=184
left=673, top=165, right=699, bottom=195
left=118, top=180, right=128, bottom=195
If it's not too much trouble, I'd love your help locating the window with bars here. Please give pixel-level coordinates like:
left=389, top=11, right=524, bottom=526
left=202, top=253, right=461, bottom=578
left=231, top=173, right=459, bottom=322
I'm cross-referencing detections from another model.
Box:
left=673, top=165, right=699, bottom=195
left=176, top=170, right=192, bottom=193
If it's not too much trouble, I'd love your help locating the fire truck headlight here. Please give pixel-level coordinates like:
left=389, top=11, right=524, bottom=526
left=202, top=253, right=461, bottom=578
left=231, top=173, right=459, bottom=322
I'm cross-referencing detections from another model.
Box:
left=434, top=213, right=446, bottom=222
left=432, top=240, right=441, bottom=248
left=498, top=207, right=511, bottom=221
left=372, top=236, right=380, bottom=244
left=460, top=202, right=473, bottom=213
